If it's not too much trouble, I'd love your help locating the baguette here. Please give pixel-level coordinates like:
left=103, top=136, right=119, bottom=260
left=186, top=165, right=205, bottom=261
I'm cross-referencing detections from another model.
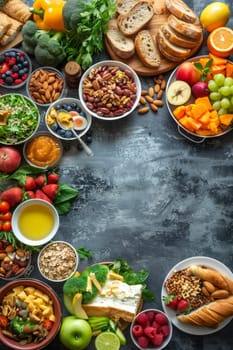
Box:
left=105, top=19, right=135, bottom=59
left=160, top=23, right=197, bottom=49
left=165, top=0, right=199, bottom=24
left=177, top=296, right=233, bottom=328
left=116, top=0, right=139, bottom=15
left=1, top=0, right=32, bottom=23
left=157, top=28, right=191, bottom=59
left=135, top=30, right=160, bottom=68
left=168, top=14, right=202, bottom=41
left=187, top=265, right=233, bottom=294
left=117, top=0, right=154, bottom=36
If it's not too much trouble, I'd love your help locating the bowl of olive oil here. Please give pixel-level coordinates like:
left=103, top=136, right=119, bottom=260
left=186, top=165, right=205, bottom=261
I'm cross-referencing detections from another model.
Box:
left=12, top=199, right=59, bottom=246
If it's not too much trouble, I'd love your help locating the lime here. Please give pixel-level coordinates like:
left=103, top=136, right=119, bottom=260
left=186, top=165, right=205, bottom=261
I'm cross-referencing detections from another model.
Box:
left=95, top=332, right=120, bottom=350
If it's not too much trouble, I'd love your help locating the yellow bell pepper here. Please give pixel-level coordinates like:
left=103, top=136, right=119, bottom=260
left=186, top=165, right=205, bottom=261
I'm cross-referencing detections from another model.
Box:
left=32, top=0, right=66, bottom=31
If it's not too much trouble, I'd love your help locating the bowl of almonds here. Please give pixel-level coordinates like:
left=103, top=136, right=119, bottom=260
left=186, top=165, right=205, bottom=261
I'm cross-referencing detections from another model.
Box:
left=26, top=66, right=66, bottom=108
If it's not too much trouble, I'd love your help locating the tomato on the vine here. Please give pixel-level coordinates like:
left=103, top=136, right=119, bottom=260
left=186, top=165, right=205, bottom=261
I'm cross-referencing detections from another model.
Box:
left=0, top=222, right=3, bottom=231
left=0, top=212, right=12, bottom=221
left=2, top=221, right=11, bottom=232
left=0, top=201, right=10, bottom=213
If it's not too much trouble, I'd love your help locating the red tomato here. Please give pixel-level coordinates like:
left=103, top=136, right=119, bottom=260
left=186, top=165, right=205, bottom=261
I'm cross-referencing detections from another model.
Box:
left=0, top=315, right=9, bottom=328
left=0, top=221, right=3, bottom=231
left=42, top=319, right=54, bottom=331
left=0, top=212, right=12, bottom=221
left=2, top=221, right=11, bottom=232
left=0, top=201, right=10, bottom=213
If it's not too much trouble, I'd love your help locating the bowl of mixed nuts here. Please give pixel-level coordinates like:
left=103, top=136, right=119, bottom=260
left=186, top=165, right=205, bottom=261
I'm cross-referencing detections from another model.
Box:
left=79, top=60, right=141, bottom=120
left=37, top=241, right=79, bottom=282
left=26, top=66, right=65, bottom=108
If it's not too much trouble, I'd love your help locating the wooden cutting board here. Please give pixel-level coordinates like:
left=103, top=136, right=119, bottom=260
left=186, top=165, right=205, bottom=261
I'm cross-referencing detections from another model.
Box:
left=105, top=0, right=204, bottom=76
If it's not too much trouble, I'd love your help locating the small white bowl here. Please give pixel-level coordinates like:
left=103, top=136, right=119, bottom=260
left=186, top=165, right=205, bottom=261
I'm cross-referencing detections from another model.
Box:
left=38, top=241, right=79, bottom=282
left=130, top=309, right=173, bottom=350
left=12, top=199, right=59, bottom=246
left=79, top=60, right=141, bottom=121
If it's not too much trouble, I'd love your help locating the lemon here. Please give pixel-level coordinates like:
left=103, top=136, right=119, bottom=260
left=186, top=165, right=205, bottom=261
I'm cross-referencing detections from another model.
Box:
left=200, top=2, right=230, bottom=32
left=95, top=332, right=120, bottom=350
left=166, top=81, right=191, bottom=106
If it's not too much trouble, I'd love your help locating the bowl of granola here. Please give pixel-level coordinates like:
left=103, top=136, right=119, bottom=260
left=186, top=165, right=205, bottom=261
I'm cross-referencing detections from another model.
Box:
left=37, top=241, right=79, bottom=282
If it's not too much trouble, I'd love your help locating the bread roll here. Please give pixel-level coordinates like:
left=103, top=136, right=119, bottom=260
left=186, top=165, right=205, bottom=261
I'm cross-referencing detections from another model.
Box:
left=117, top=0, right=154, bottom=36
left=135, top=30, right=160, bottom=68
left=165, top=0, right=199, bottom=24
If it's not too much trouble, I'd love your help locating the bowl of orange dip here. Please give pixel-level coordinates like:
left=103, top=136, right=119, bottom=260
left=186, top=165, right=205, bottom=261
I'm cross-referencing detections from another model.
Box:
left=23, top=132, right=63, bottom=169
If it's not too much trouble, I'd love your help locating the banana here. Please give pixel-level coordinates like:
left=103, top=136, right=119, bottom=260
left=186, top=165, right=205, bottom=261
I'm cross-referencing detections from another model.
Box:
left=166, top=80, right=191, bottom=106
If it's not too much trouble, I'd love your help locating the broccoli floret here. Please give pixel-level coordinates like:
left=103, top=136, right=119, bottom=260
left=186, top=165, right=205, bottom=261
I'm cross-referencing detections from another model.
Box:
left=21, top=21, right=39, bottom=54
left=34, top=31, right=66, bottom=67
left=62, top=0, right=86, bottom=31
left=63, top=275, right=87, bottom=298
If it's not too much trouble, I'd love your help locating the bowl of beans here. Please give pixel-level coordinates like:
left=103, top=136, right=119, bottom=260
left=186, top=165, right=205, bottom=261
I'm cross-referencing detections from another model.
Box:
left=26, top=66, right=65, bottom=108
left=79, top=60, right=141, bottom=120
left=37, top=241, right=79, bottom=282
left=0, top=278, right=62, bottom=350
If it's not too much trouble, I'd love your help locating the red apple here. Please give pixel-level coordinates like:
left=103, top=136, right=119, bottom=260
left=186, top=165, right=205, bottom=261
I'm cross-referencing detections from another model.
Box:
left=175, top=62, right=201, bottom=86
left=192, top=81, right=209, bottom=98
left=0, top=146, right=21, bottom=173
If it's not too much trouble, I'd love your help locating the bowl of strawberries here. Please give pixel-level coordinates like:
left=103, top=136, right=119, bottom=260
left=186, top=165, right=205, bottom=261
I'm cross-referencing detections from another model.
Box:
left=130, top=309, right=173, bottom=350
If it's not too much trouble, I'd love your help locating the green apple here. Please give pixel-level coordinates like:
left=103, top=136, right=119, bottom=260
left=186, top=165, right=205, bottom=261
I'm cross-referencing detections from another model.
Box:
left=59, top=316, right=92, bottom=350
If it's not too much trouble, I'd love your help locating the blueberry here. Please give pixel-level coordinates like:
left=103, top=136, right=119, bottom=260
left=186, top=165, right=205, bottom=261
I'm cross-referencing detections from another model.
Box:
left=17, top=63, right=23, bottom=69
left=12, top=65, right=19, bottom=72
left=61, top=104, right=68, bottom=110
left=5, top=76, right=13, bottom=84
left=71, top=102, right=78, bottom=109
left=5, top=71, right=12, bottom=76
left=55, top=104, right=61, bottom=110
left=18, top=69, right=25, bottom=77
left=66, top=105, right=72, bottom=112
left=50, top=123, right=59, bottom=131
left=57, top=129, right=66, bottom=136
left=65, top=130, right=73, bottom=138
left=79, top=111, right=85, bottom=117
left=22, top=60, right=29, bottom=67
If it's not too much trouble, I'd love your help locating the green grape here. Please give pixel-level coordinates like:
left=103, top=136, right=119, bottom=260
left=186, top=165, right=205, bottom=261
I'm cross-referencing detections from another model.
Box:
left=208, top=80, right=218, bottom=92
left=218, top=107, right=227, bottom=115
left=224, top=77, right=233, bottom=86
left=209, top=92, right=221, bottom=101
left=214, top=74, right=225, bottom=86
left=219, top=86, right=231, bottom=96
left=230, top=86, right=233, bottom=95
left=212, top=101, right=221, bottom=110
left=231, top=96, right=233, bottom=106
left=221, top=98, right=230, bottom=109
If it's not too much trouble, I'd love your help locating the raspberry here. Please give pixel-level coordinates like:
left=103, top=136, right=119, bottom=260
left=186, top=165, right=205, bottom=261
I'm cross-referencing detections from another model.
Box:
left=144, top=326, right=157, bottom=339
left=146, top=310, right=155, bottom=322
left=161, top=325, right=170, bottom=337
left=137, top=336, right=149, bottom=348
left=136, top=312, right=148, bottom=326
left=155, top=312, right=168, bottom=325
left=132, top=324, right=143, bottom=337
left=152, top=333, right=164, bottom=346
left=151, top=321, right=160, bottom=332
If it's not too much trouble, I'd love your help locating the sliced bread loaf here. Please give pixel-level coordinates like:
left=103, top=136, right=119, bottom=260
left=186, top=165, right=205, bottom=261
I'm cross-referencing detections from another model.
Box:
left=157, top=28, right=191, bottom=58
left=117, top=1, right=154, bottom=36
left=160, top=23, right=197, bottom=49
left=116, top=0, right=139, bottom=16
left=165, top=0, right=199, bottom=24
left=135, top=30, right=160, bottom=68
left=168, top=14, right=202, bottom=41
left=105, top=20, right=135, bottom=58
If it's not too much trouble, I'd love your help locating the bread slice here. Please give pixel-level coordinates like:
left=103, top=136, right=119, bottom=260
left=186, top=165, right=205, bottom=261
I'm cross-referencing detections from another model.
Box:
left=117, top=0, right=154, bottom=36
left=156, top=33, right=185, bottom=62
left=135, top=30, right=160, bottom=68
left=168, top=14, right=202, bottom=41
left=160, top=23, right=197, bottom=49
left=165, top=0, right=199, bottom=24
left=157, top=28, right=191, bottom=58
left=116, top=0, right=139, bottom=15
left=0, top=15, right=22, bottom=46
left=105, top=19, right=135, bottom=58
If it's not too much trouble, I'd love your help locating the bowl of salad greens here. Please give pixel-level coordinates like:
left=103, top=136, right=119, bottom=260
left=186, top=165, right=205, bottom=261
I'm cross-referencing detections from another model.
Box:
left=0, top=94, right=40, bottom=145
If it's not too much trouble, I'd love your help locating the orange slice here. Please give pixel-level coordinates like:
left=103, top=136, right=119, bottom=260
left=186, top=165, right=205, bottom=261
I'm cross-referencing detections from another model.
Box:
left=207, top=27, right=233, bottom=58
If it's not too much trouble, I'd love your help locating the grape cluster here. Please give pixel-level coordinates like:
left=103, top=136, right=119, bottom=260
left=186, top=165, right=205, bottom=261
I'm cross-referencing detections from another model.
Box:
left=208, top=74, right=233, bottom=115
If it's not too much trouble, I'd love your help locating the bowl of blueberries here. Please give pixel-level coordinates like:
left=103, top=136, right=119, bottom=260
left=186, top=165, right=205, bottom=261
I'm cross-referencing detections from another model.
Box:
left=0, top=48, right=32, bottom=89
left=45, top=97, right=92, bottom=141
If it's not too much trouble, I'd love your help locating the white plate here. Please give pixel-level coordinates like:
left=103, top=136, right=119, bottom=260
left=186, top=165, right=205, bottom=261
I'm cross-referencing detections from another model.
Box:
left=161, top=256, right=233, bottom=335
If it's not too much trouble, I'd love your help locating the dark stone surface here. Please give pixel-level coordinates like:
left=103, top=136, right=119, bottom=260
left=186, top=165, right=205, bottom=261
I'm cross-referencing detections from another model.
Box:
left=1, top=0, right=233, bottom=349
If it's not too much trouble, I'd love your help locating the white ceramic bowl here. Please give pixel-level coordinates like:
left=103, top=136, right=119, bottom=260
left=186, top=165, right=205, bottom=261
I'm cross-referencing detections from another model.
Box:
left=23, top=131, right=63, bottom=169
left=0, top=93, right=40, bottom=145
left=26, top=66, right=65, bottom=108
left=12, top=199, right=59, bottom=246
left=130, top=309, right=173, bottom=350
left=79, top=60, right=141, bottom=121
left=0, top=48, right=32, bottom=89
left=38, top=241, right=79, bottom=282
left=45, top=97, right=92, bottom=140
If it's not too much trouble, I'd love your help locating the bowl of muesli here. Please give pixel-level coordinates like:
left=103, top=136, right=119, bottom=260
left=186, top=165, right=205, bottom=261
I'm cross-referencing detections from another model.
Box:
left=37, top=241, right=79, bottom=282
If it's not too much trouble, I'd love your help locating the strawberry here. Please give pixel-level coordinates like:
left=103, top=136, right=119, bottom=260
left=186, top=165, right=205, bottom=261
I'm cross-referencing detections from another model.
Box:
left=0, top=187, right=22, bottom=208
left=163, top=294, right=179, bottom=309
left=132, top=324, right=143, bottom=337
left=47, top=173, right=59, bottom=184
left=35, top=174, right=46, bottom=188
left=0, top=63, right=9, bottom=74
left=137, top=336, right=148, bottom=348
left=154, top=313, right=168, bottom=326
left=42, top=184, right=59, bottom=199
left=177, top=299, right=190, bottom=313
left=24, top=176, right=36, bottom=191
left=35, top=189, right=52, bottom=203
left=152, top=333, right=164, bottom=346
left=24, top=190, right=35, bottom=199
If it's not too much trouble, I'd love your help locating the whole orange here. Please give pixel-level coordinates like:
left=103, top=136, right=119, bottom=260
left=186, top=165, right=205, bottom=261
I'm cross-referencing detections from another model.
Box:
left=200, top=2, right=230, bottom=32
left=207, top=27, right=233, bottom=58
